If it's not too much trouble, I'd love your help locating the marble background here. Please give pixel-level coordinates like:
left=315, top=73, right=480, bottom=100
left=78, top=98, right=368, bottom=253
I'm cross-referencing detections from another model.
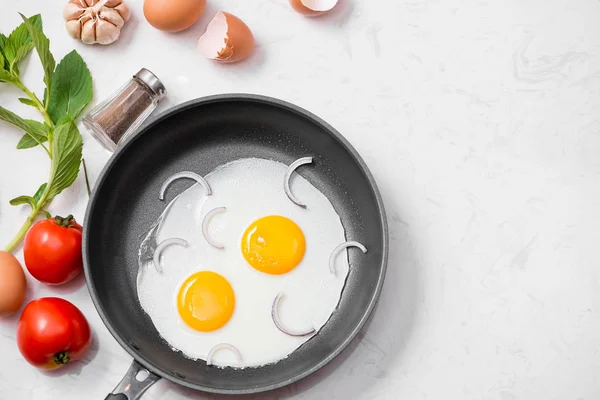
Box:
left=1, top=0, right=600, bottom=399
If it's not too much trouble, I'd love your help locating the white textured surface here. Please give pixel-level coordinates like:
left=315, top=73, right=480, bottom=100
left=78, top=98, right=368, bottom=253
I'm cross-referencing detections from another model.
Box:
left=0, top=0, right=599, bottom=399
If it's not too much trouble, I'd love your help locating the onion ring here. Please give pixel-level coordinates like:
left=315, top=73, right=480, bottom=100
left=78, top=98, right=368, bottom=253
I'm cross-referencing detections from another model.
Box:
left=271, top=292, right=315, bottom=337
left=202, top=207, right=226, bottom=249
left=284, top=157, right=313, bottom=208
left=206, top=343, right=243, bottom=366
left=159, top=171, right=212, bottom=201
left=152, top=237, right=188, bottom=273
left=329, top=241, right=368, bottom=275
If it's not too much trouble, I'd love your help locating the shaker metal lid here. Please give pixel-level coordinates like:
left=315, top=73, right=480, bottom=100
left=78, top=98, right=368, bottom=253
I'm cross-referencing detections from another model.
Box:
left=134, top=68, right=166, bottom=99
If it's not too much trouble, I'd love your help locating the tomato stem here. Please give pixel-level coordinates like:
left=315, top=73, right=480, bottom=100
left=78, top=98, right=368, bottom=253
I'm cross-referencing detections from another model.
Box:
left=54, top=214, right=75, bottom=228
left=54, top=351, right=70, bottom=365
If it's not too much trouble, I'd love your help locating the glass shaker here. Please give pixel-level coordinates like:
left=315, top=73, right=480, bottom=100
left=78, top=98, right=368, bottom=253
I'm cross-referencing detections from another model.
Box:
left=83, top=68, right=166, bottom=151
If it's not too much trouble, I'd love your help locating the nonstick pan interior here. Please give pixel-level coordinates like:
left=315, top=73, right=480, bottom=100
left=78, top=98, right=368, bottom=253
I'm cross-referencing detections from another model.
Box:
left=84, top=94, right=388, bottom=394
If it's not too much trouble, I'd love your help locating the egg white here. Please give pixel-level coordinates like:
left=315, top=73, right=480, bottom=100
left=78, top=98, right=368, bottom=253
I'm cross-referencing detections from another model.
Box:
left=136, top=158, right=351, bottom=368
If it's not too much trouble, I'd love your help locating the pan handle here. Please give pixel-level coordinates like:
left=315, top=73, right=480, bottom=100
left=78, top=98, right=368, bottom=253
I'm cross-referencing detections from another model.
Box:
left=105, top=360, right=161, bottom=400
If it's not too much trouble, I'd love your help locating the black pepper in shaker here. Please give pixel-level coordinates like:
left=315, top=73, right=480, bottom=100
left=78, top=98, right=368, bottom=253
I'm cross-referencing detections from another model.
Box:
left=83, top=68, right=166, bottom=152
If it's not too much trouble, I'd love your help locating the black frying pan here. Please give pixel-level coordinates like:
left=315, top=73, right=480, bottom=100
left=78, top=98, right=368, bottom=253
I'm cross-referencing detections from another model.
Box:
left=83, top=94, right=388, bottom=399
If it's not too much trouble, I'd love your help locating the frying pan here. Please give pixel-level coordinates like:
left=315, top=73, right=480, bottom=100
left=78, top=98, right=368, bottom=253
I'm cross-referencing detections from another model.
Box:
left=83, top=94, right=388, bottom=399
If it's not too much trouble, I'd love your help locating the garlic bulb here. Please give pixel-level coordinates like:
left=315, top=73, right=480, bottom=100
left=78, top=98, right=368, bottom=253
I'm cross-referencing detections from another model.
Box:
left=64, top=0, right=131, bottom=45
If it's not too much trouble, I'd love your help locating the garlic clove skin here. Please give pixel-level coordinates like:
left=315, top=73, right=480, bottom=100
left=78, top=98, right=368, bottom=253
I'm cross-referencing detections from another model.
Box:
left=101, top=8, right=125, bottom=29
left=96, top=19, right=121, bottom=45
left=66, top=20, right=82, bottom=39
left=103, top=0, right=123, bottom=7
left=63, top=0, right=130, bottom=45
left=114, top=4, right=131, bottom=21
left=79, top=12, right=94, bottom=25
left=81, top=19, right=97, bottom=44
left=64, top=3, right=84, bottom=20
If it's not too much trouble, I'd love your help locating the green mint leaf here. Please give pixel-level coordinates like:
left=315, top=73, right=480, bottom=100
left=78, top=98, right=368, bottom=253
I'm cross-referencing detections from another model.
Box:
left=19, top=14, right=53, bottom=106
left=0, top=33, right=8, bottom=70
left=0, top=105, right=31, bottom=132
left=18, top=97, right=37, bottom=107
left=33, top=183, right=47, bottom=204
left=17, top=134, right=42, bottom=149
left=0, top=106, right=49, bottom=148
left=4, top=15, right=42, bottom=73
left=9, top=195, right=36, bottom=208
left=48, top=50, right=93, bottom=123
left=12, top=45, right=34, bottom=74
left=9, top=182, right=47, bottom=209
left=4, top=14, right=41, bottom=60
left=47, top=116, right=82, bottom=199
left=17, top=120, right=48, bottom=149
left=0, top=67, right=17, bottom=84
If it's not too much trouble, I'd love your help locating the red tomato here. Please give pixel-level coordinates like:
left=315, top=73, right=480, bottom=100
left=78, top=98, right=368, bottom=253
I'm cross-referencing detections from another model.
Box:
left=24, top=215, right=83, bottom=285
left=17, top=297, right=91, bottom=369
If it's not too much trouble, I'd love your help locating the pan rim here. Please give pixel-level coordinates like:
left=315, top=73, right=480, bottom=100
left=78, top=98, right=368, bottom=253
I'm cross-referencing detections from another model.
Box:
left=83, top=93, right=388, bottom=395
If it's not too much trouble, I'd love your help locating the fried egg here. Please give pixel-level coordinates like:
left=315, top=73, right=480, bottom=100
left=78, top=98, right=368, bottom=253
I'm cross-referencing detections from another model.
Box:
left=136, top=158, right=351, bottom=368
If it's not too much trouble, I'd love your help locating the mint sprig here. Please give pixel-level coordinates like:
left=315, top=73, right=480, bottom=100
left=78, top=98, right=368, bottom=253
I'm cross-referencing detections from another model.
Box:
left=48, top=50, right=93, bottom=123
left=3, top=14, right=41, bottom=75
left=0, top=14, right=93, bottom=252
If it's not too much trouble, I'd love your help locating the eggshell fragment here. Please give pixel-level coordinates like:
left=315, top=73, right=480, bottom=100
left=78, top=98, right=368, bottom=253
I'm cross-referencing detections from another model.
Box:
left=289, top=0, right=338, bottom=16
left=198, top=12, right=254, bottom=63
left=144, top=0, right=206, bottom=32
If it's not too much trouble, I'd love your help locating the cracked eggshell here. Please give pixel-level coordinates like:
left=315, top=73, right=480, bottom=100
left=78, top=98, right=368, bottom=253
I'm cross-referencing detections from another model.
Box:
left=144, top=0, right=206, bottom=32
left=198, top=12, right=254, bottom=64
left=289, top=0, right=338, bottom=16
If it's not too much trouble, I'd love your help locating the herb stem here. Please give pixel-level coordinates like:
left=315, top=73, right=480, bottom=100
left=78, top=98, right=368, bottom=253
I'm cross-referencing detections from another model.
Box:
left=82, top=158, right=91, bottom=197
left=4, top=204, right=41, bottom=252
left=4, top=166, right=54, bottom=252
left=3, top=77, right=56, bottom=252
left=38, top=141, right=51, bottom=157
left=10, top=77, right=53, bottom=157
left=13, top=78, right=54, bottom=128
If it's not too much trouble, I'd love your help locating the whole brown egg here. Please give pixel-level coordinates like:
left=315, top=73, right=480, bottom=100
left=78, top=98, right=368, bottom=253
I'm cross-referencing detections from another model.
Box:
left=144, top=0, right=206, bottom=32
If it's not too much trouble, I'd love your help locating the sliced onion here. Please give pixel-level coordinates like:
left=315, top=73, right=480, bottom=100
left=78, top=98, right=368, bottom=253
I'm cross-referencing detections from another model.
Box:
left=206, top=343, right=243, bottom=366
left=153, top=237, right=188, bottom=273
left=202, top=207, right=226, bottom=249
left=159, top=171, right=212, bottom=201
left=271, top=292, right=315, bottom=337
left=329, top=241, right=368, bottom=275
left=284, top=157, right=313, bottom=208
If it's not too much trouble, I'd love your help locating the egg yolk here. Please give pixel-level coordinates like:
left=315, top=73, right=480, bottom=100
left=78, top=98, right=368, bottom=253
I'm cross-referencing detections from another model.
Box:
left=241, top=215, right=306, bottom=275
left=177, top=271, right=235, bottom=332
